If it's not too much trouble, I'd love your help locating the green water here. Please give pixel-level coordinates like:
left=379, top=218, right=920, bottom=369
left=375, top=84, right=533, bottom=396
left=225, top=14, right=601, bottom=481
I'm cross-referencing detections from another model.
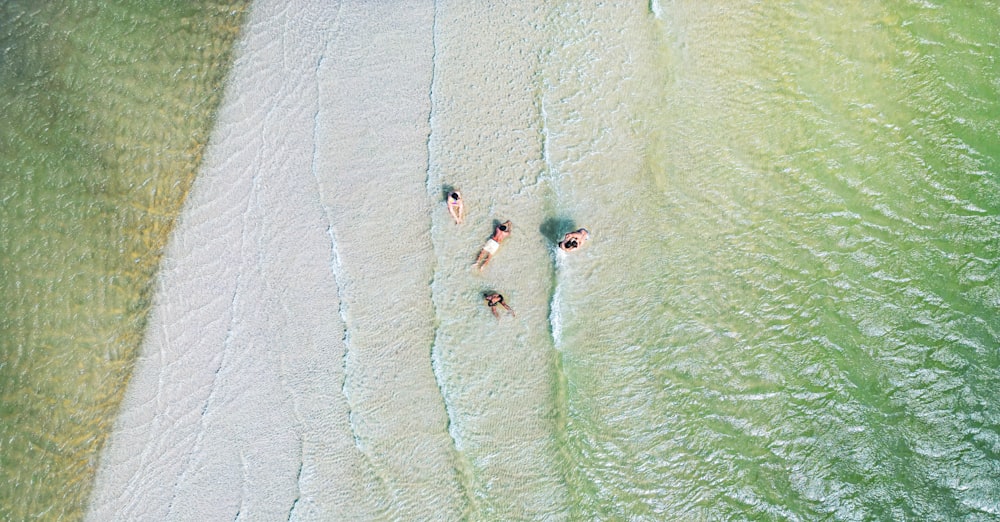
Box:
left=537, top=1, right=1000, bottom=518
left=0, top=1, right=246, bottom=519
left=4, top=0, right=999, bottom=519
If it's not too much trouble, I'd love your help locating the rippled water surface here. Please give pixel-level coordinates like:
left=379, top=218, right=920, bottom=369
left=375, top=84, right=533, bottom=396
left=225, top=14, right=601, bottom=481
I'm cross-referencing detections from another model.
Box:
left=0, top=1, right=246, bottom=519
left=430, top=0, right=999, bottom=518
left=4, top=0, right=999, bottom=520
left=612, top=2, right=997, bottom=518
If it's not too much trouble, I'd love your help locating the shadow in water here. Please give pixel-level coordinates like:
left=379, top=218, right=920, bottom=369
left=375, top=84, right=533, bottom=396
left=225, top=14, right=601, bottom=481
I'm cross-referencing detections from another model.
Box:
left=540, top=216, right=576, bottom=246
left=441, top=184, right=456, bottom=202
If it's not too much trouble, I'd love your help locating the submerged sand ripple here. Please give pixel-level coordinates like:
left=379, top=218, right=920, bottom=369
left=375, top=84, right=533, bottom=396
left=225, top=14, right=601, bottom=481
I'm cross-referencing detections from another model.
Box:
left=88, top=1, right=463, bottom=519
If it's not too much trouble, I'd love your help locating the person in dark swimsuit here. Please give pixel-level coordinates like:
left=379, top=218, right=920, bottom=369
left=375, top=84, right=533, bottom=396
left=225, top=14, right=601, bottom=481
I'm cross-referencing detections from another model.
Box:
left=558, top=228, right=590, bottom=252
left=484, top=292, right=515, bottom=320
left=447, top=191, right=464, bottom=224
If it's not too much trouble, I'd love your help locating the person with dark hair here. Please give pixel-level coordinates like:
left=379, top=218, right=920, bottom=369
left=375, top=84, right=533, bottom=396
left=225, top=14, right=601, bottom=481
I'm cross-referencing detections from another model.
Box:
left=475, top=220, right=512, bottom=271
left=447, top=191, right=464, bottom=224
left=558, top=228, right=590, bottom=252
left=484, top=292, right=515, bottom=320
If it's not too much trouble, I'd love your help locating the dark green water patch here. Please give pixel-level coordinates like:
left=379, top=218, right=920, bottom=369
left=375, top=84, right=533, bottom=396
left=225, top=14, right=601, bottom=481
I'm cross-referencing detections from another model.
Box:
left=0, top=1, right=248, bottom=519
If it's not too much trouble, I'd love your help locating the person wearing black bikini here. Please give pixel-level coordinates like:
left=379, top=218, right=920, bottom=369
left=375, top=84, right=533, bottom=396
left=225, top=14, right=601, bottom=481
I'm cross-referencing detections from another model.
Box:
left=558, top=228, right=590, bottom=252
left=447, top=191, right=464, bottom=224
left=483, top=292, right=515, bottom=320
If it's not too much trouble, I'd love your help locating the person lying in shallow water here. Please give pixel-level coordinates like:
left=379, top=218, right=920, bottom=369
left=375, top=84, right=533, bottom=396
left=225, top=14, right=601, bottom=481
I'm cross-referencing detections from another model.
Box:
left=474, top=220, right=512, bottom=271
left=484, top=292, right=515, bottom=320
left=558, top=228, right=590, bottom=252
left=447, top=191, right=464, bottom=224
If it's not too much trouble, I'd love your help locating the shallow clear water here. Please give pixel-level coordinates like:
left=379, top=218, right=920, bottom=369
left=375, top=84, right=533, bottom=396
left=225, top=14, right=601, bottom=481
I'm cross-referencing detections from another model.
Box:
left=5, top=0, right=999, bottom=519
left=0, top=1, right=246, bottom=519
left=426, top=0, right=999, bottom=519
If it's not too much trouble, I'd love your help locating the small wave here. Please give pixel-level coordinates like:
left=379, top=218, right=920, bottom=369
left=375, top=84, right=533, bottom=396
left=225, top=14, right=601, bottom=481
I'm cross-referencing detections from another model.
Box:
left=549, top=248, right=566, bottom=346
left=649, top=0, right=662, bottom=19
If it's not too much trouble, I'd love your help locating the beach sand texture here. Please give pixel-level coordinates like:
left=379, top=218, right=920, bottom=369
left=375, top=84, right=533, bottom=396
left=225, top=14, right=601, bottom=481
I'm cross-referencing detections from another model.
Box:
left=89, top=0, right=577, bottom=519
left=88, top=1, right=446, bottom=519
left=87, top=0, right=1000, bottom=519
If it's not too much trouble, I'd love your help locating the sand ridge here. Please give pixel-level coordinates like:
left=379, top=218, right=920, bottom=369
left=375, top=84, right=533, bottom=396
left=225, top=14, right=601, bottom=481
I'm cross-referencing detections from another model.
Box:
left=87, top=1, right=460, bottom=519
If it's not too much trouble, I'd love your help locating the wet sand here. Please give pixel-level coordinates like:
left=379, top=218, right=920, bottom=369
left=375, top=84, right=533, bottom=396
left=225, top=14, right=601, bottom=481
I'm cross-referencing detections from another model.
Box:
left=88, top=0, right=1000, bottom=519
left=87, top=1, right=462, bottom=519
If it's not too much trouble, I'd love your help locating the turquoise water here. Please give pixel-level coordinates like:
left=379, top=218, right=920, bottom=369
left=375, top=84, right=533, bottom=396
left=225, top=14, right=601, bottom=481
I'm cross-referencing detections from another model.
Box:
left=4, top=0, right=998, bottom=519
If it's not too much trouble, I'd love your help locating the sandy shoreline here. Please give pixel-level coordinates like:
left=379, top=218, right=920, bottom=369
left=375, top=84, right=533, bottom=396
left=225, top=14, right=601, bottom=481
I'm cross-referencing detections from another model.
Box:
left=89, top=0, right=586, bottom=516
left=85, top=0, right=1000, bottom=518
left=87, top=1, right=458, bottom=519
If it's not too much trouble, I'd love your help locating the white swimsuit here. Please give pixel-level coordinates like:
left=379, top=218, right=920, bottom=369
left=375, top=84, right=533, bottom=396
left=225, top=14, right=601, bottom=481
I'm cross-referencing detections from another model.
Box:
left=483, top=239, right=500, bottom=254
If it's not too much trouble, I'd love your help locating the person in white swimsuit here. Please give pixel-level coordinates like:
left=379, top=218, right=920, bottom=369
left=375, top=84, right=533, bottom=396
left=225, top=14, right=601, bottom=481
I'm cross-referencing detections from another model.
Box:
left=475, top=220, right=511, bottom=271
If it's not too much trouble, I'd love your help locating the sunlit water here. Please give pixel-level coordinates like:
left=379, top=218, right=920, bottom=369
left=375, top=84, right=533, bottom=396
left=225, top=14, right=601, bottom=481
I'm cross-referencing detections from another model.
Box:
left=4, top=0, right=998, bottom=520
left=0, top=1, right=246, bottom=519
left=426, top=1, right=998, bottom=519
left=546, top=2, right=999, bottom=518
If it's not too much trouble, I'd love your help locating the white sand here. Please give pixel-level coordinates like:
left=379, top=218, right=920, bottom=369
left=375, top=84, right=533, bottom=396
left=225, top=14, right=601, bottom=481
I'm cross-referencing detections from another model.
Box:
left=87, top=0, right=464, bottom=519
left=87, top=0, right=624, bottom=516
